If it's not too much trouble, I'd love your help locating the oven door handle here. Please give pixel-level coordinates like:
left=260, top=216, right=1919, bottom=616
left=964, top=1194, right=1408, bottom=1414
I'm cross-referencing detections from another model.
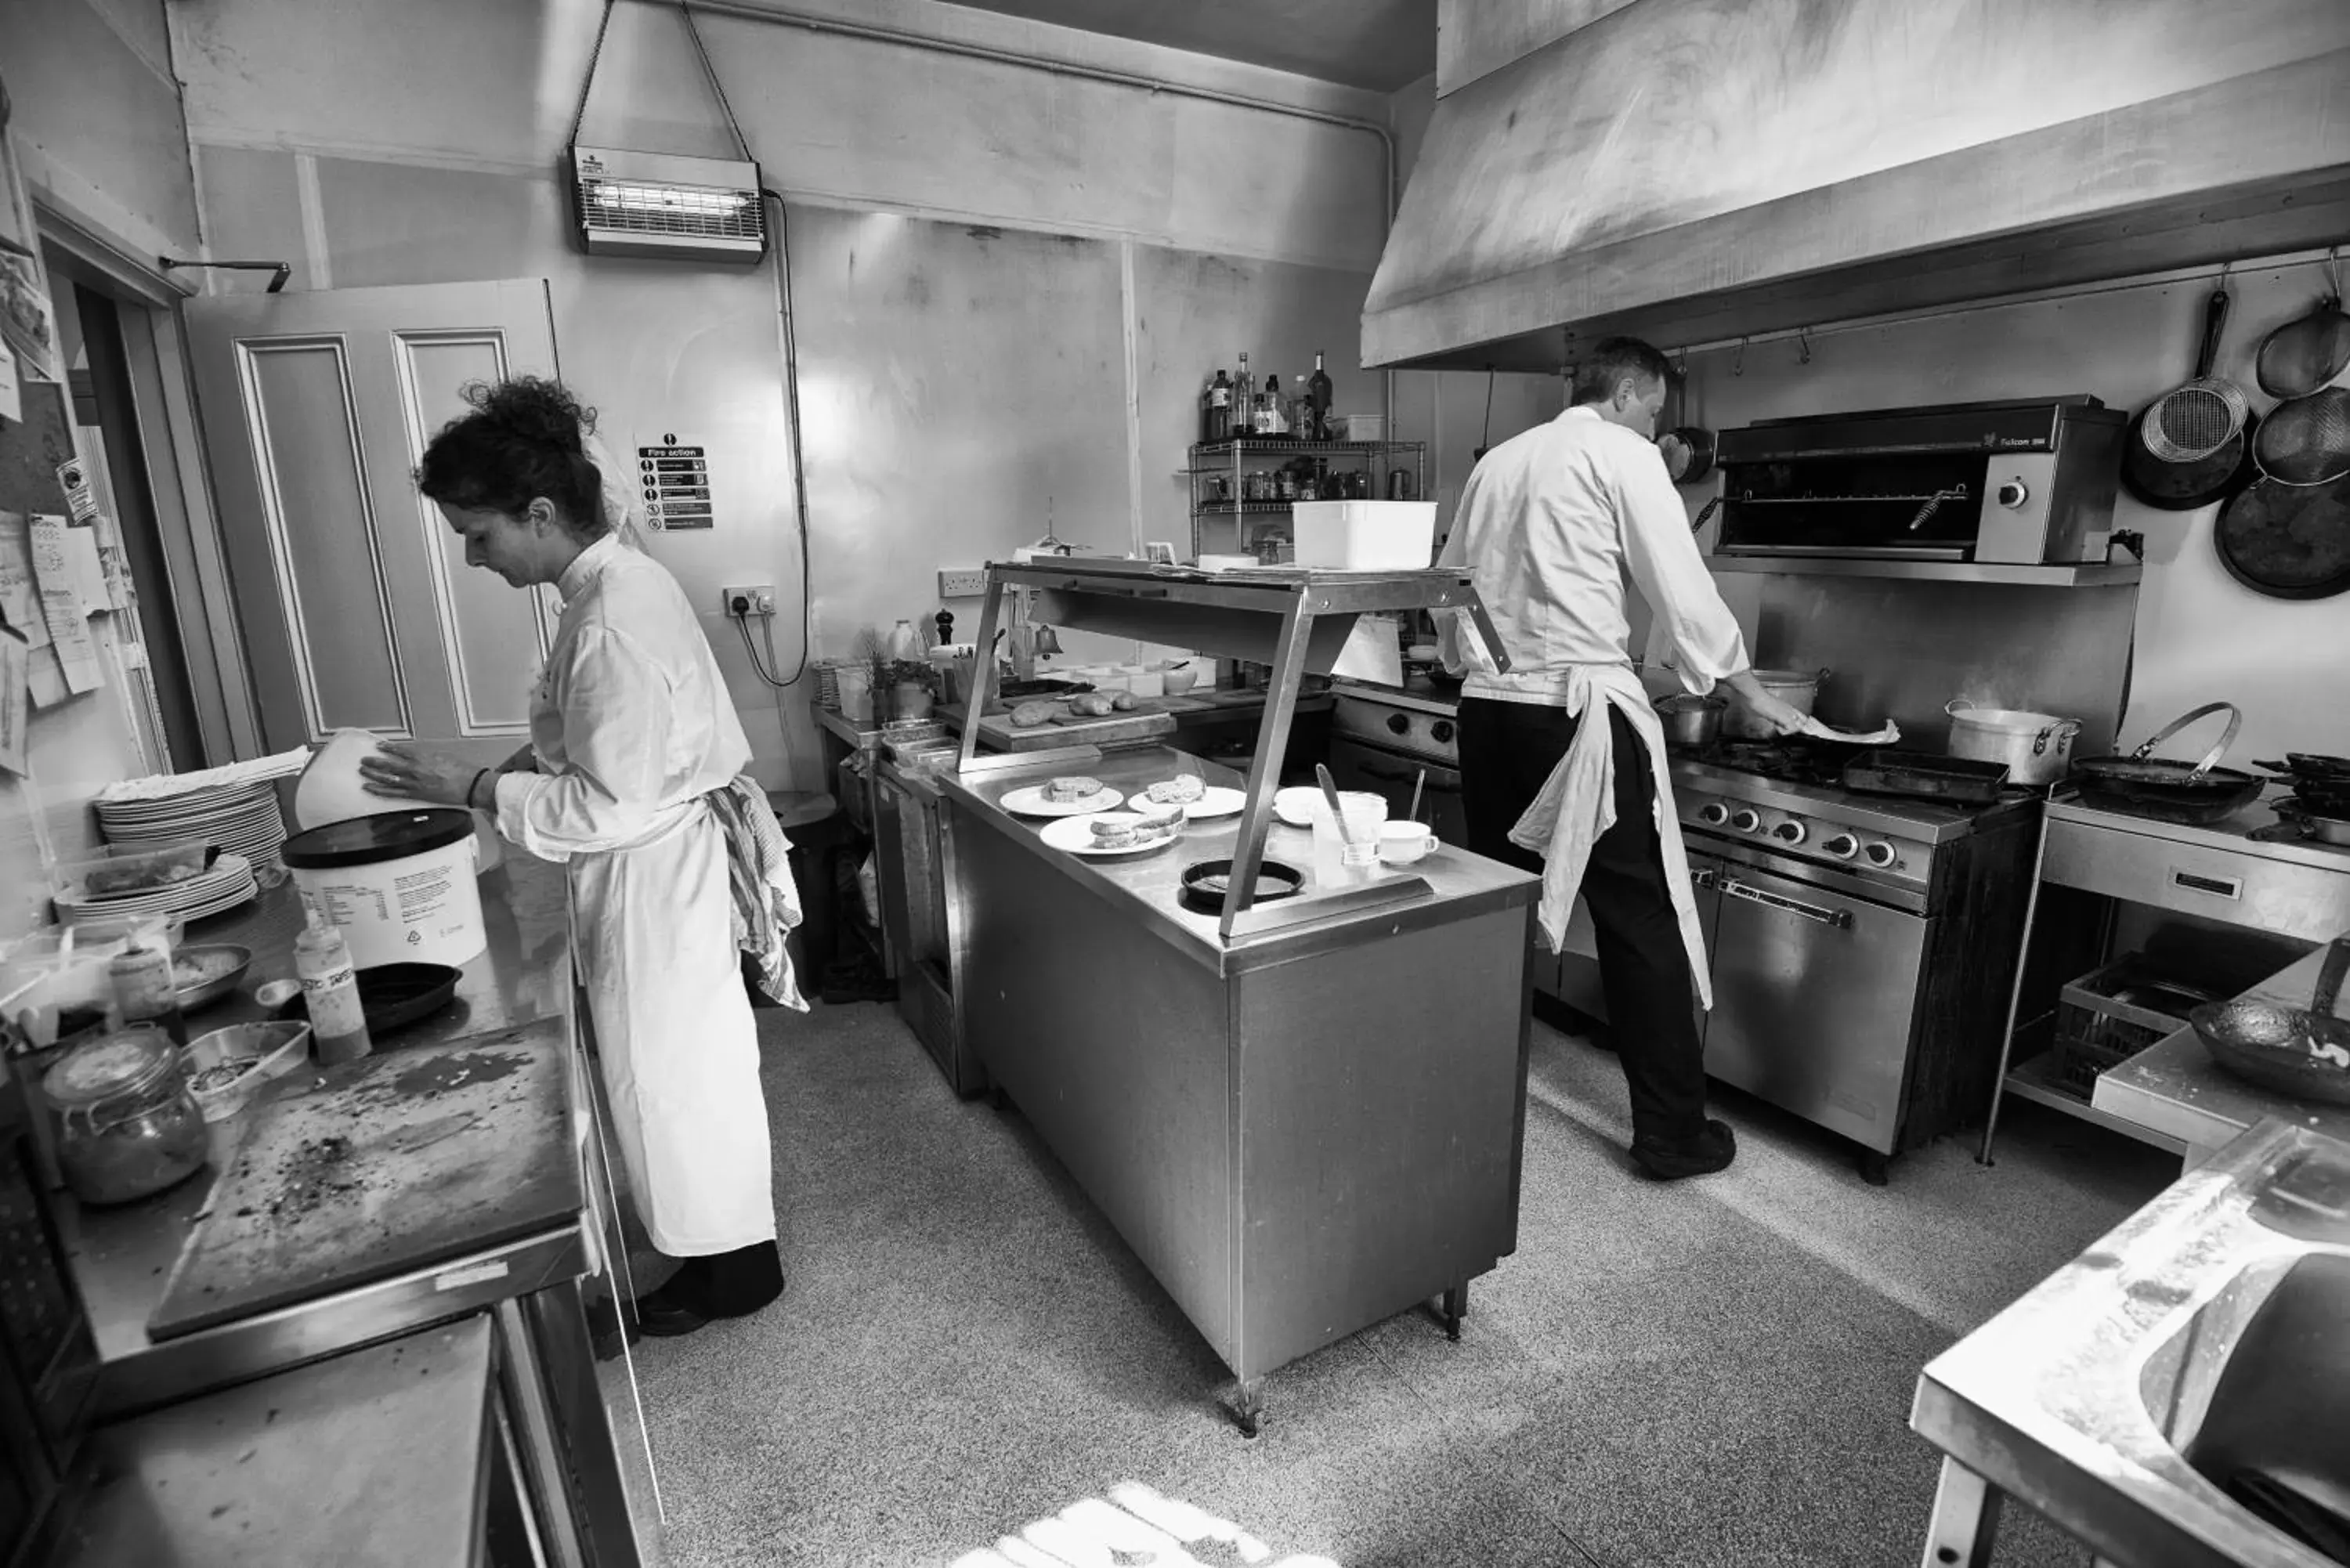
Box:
left=1354, top=759, right=1461, bottom=792
left=1718, top=876, right=1852, bottom=928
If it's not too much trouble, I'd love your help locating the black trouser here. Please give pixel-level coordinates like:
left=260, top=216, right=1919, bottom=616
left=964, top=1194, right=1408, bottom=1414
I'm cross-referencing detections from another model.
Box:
left=1458, top=698, right=1711, bottom=1146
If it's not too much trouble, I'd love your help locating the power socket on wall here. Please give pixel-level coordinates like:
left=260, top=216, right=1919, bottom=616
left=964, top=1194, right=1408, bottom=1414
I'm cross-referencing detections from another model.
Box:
left=937, top=568, right=987, bottom=598
left=721, top=583, right=776, bottom=617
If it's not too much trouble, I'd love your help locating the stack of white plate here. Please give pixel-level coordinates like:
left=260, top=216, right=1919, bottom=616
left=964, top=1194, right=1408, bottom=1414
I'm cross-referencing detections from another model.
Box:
left=53, top=854, right=259, bottom=923
left=96, top=781, right=287, bottom=869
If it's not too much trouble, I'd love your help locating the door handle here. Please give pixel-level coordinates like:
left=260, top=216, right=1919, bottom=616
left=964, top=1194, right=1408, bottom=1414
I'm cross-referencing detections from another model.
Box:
left=1719, top=876, right=1852, bottom=928
left=1358, top=761, right=1461, bottom=791
left=1688, top=867, right=1716, bottom=890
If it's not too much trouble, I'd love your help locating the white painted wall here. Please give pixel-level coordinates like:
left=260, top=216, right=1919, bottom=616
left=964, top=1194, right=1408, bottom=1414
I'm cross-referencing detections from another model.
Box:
left=173, top=0, right=1398, bottom=790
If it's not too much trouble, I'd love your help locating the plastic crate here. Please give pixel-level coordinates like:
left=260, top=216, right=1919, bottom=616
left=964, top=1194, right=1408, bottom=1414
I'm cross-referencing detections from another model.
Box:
left=2050, top=953, right=2221, bottom=1095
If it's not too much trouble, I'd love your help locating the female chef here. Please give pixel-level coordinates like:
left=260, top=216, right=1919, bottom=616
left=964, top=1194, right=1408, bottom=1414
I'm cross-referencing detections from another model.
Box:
left=360, top=376, right=794, bottom=1338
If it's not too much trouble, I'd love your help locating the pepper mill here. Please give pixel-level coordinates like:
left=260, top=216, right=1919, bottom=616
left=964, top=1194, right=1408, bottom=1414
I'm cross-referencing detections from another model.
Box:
left=934, top=609, right=953, bottom=649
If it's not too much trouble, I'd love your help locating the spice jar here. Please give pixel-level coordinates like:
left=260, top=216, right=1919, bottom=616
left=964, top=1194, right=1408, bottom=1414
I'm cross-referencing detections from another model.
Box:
left=45, top=1025, right=209, bottom=1205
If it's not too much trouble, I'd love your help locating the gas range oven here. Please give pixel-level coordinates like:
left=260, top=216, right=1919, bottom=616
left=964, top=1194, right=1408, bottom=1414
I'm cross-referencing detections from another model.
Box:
left=1646, top=742, right=2043, bottom=1180
left=1327, top=682, right=1466, bottom=847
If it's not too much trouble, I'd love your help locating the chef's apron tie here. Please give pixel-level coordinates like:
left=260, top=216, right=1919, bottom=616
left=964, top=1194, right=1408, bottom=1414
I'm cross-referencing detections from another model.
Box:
left=1506, top=663, right=1713, bottom=1010
left=704, top=777, right=809, bottom=1013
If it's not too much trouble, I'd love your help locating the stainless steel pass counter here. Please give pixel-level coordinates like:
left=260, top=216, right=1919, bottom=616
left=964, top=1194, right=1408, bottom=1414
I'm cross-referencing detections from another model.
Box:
left=938, top=746, right=1539, bottom=1433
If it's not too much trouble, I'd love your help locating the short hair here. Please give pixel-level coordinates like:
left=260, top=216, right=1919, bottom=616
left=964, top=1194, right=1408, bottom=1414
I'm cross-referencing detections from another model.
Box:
left=1569, top=338, right=1672, bottom=406
left=416, top=376, right=610, bottom=542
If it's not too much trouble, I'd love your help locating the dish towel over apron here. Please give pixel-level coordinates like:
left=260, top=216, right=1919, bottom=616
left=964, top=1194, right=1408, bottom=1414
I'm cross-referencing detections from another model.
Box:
left=706, top=776, right=809, bottom=1013
left=1506, top=663, right=1715, bottom=1010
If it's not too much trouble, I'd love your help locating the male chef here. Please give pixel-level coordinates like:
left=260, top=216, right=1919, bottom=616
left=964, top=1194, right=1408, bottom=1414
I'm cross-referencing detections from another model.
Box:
left=1441, top=336, right=1808, bottom=1181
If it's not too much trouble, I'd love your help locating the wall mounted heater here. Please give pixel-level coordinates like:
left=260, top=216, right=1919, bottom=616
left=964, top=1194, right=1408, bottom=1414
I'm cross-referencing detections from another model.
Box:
left=569, top=145, right=766, bottom=263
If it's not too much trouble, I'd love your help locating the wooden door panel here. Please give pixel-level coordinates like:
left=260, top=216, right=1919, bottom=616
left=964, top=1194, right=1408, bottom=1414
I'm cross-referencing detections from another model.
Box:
left=391, top=331, right=544, bottom=735
left=240, top=338, right=409, bottom=736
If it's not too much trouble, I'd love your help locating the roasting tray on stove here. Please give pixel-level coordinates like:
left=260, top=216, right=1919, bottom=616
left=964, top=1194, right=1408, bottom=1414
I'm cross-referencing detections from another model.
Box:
left=1842, top=750, right=2012, bottom=804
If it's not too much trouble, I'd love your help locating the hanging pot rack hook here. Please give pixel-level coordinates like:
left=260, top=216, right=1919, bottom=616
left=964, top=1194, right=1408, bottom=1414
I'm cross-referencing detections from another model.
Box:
left=1731, top=338, right=1747, bottom=378
left=1796, top=326, right=1813, bottom=366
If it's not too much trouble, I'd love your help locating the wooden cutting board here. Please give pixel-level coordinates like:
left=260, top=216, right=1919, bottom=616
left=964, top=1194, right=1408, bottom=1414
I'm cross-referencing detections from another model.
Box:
left=147, top=1017, right=575, bottom=1341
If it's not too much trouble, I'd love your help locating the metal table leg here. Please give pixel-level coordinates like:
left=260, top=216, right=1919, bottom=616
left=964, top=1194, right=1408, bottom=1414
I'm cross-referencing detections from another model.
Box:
left=1225, top=1378, right=1267, bottom=1440
left=1978, top=815, right=2052, bottom=1166
left=1919, top=1456, right=2002, bottom=1568
left=1441, top=1281, right=1468, bottom=1342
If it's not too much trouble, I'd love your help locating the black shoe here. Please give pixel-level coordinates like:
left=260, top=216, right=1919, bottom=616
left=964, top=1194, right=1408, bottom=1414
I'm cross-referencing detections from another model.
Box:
left=1631, top=1118, right=1737, bottom=1181
left=631, top=1281, right=711, bottom=1339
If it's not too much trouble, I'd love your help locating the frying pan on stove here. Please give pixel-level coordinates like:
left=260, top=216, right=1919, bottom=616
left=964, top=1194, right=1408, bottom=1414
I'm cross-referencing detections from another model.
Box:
left=2070, top=702, right=2266, bottom=823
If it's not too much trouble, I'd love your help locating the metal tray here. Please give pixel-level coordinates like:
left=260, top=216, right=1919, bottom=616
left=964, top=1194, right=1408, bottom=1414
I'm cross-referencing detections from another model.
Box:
left=1842, top=750, right=2011, bottom=804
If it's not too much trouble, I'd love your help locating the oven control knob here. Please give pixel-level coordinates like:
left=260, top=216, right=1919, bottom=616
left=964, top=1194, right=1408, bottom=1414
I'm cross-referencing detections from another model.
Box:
left=1772, top=820, right=1806, bottom=845
left=1431, top=720, right=1455, bottom=744
left=1697, top=803, right=1730, bottom=827
left=1822, top=833, right=1860, bottom=860
left=1386, top=713, right=1410, bottom=736
left=1730, top=808, right=1762, bottom=833
left=1862, top=840, right=1900, bottom=869
left=1996, top=479, right=2030, bottom=509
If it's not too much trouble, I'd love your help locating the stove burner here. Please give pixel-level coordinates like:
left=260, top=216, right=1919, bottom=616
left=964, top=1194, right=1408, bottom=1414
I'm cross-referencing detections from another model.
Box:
left=1669, top=740, right=1847, bottom=787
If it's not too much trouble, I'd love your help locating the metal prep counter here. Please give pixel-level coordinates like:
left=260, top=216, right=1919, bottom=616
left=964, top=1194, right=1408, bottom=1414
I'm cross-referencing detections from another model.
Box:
left=56, top=859, right=660, bottom=1567
left=938, top=743, right=1538, bottom=1435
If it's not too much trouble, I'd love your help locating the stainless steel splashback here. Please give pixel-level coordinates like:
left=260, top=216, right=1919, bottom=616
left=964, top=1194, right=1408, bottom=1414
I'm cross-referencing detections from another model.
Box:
left=1751, top=577, right=2138, bottom=757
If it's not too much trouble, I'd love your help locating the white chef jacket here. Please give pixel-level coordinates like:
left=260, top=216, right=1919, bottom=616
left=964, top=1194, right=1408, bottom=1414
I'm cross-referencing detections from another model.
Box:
left=492, top=533, right=775, bottom=1256
left=1438, top=406, right=1751, bottom=1001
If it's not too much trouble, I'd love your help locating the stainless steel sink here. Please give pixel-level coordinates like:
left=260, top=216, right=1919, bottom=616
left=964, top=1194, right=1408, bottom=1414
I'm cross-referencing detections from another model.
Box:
left=1914, top=1119, right=2350, bottom=1567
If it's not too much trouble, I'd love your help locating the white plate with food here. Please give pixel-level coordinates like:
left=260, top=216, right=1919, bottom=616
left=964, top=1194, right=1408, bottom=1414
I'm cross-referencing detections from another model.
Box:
left=1039, top=811, right=1183, bottom=858
left=998, top=776, right=1125, bottom=818
left=1126, top=781, right=1246, bottom=820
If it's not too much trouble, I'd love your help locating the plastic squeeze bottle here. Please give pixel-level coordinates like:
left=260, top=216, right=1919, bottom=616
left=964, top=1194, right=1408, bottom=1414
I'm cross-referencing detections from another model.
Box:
left=295, top=911, right=372, bottom=1065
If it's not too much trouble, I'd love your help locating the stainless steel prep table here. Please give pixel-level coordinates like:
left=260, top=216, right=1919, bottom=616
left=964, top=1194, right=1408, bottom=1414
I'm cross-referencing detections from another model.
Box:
left=938, top=745, right=1538, bottom=1434
left=56, top=859, right=658, bottom=1568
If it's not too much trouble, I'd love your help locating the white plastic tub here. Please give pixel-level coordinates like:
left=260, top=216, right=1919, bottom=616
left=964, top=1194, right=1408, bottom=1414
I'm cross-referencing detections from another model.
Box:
left=281, top=809, right=486, bottom=970
left=1292, top=500, right=1438, bottom=570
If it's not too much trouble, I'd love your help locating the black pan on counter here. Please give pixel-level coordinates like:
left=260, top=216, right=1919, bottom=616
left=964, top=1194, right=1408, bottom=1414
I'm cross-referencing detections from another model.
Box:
left=2070, top=702, right=2267, bottom=824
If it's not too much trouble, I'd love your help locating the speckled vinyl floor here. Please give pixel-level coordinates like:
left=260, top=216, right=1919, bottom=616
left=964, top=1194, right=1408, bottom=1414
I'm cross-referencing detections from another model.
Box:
left=616, top=1000, right=2178, bottom=1568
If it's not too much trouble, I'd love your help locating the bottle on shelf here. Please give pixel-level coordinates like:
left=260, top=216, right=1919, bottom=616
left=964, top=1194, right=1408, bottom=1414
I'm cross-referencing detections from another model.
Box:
left=1235, top=352, right=1251, bottom=443
left=1263, top=374, right=1287, bottom=435
left=1308, top=352, right=1333, bottom=442
left=1206, top=368, right=1233, bottom=443
left=295, top=911, right=373, bottom=1066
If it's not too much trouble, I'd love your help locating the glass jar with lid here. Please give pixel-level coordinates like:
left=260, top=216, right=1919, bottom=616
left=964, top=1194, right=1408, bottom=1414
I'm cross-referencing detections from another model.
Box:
left=45, top=1025, right=209, bottom=1205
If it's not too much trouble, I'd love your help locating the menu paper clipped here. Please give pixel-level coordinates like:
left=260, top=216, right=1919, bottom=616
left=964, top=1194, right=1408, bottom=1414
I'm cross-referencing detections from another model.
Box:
left=0, top=624, right=26, bottom=775
left=27, top=514, right=101, bottom=694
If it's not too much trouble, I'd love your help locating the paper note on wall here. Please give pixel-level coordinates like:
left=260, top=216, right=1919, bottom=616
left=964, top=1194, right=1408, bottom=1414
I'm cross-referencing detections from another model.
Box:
left=0, top=338, right=18, bottom=425
left=0, top=625, right=26, bottom=774
left=27, top=515, right=102, bottom=693
left=0, top=511, right=42, bottom=647
left=25, top=644, right=65, bottom=708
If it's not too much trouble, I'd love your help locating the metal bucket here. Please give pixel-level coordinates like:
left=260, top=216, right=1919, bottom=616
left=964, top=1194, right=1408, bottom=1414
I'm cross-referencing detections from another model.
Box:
left=1945, top=702, right=2081, bottom=786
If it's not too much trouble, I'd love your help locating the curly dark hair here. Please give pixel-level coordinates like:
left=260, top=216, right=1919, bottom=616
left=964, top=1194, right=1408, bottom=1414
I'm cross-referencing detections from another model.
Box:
left=416, top=376, right=609, bottom=540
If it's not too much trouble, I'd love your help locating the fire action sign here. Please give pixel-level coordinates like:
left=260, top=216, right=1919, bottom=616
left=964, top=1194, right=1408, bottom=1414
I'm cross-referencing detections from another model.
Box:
left=638, top=435, right=712, bottom=529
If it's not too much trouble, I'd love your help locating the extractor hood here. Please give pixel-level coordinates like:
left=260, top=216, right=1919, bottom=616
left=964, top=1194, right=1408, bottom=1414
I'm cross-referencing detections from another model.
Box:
left=1364, top=5, right=2350, bottom=371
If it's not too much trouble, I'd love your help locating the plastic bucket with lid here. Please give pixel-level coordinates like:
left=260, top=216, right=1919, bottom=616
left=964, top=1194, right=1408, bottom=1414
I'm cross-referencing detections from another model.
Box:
left=281, top=810, right=485, bottom=970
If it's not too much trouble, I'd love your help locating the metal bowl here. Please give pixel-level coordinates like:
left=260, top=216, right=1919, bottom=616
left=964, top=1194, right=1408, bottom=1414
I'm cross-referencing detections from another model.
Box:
left=172, top=944, right=252, bottom=1012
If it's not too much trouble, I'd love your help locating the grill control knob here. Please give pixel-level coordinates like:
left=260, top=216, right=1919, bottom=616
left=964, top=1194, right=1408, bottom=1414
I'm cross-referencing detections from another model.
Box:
left=1697, top=803, right=1730, bottom=827
left=1730, top=808, right=1762, bottom=833
left=1996, top=479, right=2030, bottom=509
left=1431, top=720, right=1455, bottom=745
left=1862, top=840, right=1900, bottom=869
left=1386, top=713, right=1410, bottom=736
left=1822, top=833, right=1860, bottom=860
left=1772, top=820, right=1806, bottom=845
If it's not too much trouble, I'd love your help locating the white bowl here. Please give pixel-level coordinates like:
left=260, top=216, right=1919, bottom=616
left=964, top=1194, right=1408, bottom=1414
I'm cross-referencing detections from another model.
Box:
left=1377, top=822, right=1438, bottom=865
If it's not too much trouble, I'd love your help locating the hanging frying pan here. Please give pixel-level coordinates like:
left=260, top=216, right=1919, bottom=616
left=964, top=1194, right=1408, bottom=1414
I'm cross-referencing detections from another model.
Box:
left=2213, top=385, right=2350, bottom=600
left=2122, top=285, right=2260, bottom=511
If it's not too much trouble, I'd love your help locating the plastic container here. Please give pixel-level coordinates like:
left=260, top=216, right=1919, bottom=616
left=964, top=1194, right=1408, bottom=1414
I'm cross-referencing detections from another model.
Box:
left=45, top=1025, right=209, bottom=1205
left=49, top=840, right=209, bottom=902
left=295, top=729, right=503, bottom=876
left=1336, top=414, right=1385, bottom=442
left=1, top=916, right=176, bottom=1050
left=283, top=810, right=485, bottom=970
left=295, top=914, right=373, bottom=1066
left=1292, top=500, right=1439, bottom=570
left=1309, top=789, right=1388, bottom=881
left=1118, top=664, right=1164, bottom=699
